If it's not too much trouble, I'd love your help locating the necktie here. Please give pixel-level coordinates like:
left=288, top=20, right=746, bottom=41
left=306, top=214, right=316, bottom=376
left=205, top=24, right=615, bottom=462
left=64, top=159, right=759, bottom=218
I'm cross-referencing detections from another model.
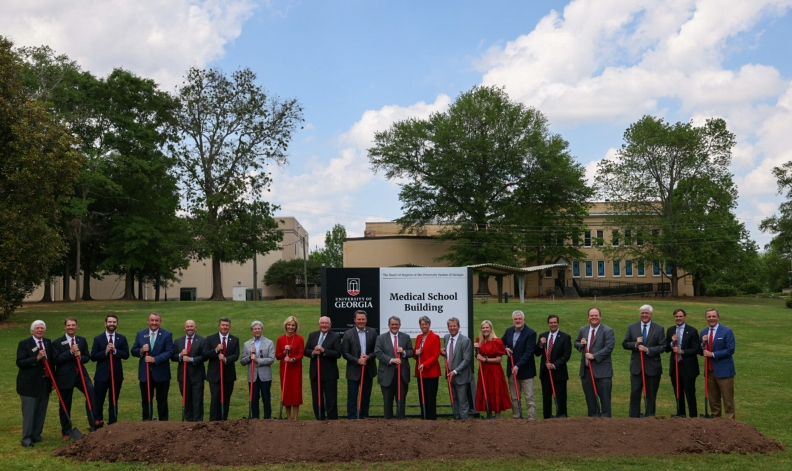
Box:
left=642, top=324, right=648, bottom=343
left=587, top=328, right=596, bottom=366
left=707, top=329, right=714, bottom=371
left=109, top=334, right=114, bottom=345
left=547, top=333, right=554, bottom=360
left=187, top=336, right=192, bottom=354
left=319, top=333, right=326, bottom=346
left=39, top=340, right=45, bottom=357
left=222, top=336, right=227, bottom=353
left=150, top=332, right=156, bottom=350
left=393, top=335, right=399, bottom=356
left=71, top=338, right=75, bottom=347
left=676, top=327, right=683, bottom=361
left=448, top=337, right=455, bottom=363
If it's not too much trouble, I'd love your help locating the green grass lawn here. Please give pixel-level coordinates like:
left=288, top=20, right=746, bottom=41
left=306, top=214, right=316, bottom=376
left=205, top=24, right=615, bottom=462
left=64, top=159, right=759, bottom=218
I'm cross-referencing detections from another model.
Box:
left=1, top=297, right=790, bottom=470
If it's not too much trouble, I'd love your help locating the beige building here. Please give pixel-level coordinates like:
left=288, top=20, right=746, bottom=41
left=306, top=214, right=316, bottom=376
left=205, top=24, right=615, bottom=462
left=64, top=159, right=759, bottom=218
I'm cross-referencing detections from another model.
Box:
left=344, top=204, right=694, bottom=298
left=25, top=217, right=309, bottom=302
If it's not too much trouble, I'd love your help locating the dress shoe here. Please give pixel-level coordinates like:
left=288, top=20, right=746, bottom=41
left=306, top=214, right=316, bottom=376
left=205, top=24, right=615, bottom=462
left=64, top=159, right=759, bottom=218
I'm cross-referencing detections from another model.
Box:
left=21, top=440, right=34, bottom=448
left=94, top=420, right=104, bottom=428
left=32, top=436, right=43, bottom=443
left=62, top=435, right=71, bottom=441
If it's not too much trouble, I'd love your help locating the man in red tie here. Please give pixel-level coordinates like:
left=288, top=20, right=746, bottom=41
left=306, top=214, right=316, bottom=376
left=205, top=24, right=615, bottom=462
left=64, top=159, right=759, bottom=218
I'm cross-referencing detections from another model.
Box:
left=16, top=320, right=53, bottom=447
left=535, top=315, right=572, bottom=418
left=172, top=320, right=207, bottom=421
left=575, top=308, right=615, bottom=417
left=90, top=315, right=129, bottom=425
left=52, top=317, right=96, bottom=439
left=700, top=309, right=736, bottom=419
left=203, top=317, right=240, bottom=421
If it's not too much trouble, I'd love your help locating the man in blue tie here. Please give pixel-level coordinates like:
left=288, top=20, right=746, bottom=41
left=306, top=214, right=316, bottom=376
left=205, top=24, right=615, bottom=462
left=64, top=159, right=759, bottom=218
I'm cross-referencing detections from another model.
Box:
left=622, top=304, right=666, bottom=417
left=664, top=308, right=700, bottom=417
left=132, top=312, right=174, bottom=421
left=305, top=316, right=342, bottom=420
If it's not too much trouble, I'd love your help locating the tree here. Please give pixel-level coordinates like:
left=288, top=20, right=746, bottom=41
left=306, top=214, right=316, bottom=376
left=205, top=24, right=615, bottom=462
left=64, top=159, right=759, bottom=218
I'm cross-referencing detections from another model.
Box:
left=264, top=259, right=322, bottom=298
left=0, top=37, right=81, bottom=319
left=308, top=224, right=346, bottom=268
left=171, top=67, right=302, bottom=300
left=760, top=161, right=792, bottom=256
left=368, top=85, right=592, bottom=292
left=595, top=116, right=738, bottom=297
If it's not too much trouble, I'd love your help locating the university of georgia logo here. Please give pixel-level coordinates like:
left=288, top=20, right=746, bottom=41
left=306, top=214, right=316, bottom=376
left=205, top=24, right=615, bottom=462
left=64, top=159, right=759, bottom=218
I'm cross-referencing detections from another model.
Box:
left=347, top=278, right=361, bottom=296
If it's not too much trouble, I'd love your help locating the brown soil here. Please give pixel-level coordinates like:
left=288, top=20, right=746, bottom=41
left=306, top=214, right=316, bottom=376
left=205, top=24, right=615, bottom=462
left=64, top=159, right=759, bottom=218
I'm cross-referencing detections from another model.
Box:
left=54, top=417, right=784, bottom=466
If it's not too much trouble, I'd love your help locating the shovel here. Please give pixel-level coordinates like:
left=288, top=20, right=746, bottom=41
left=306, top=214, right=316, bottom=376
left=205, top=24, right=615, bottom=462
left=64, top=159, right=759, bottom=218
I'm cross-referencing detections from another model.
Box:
left=181, top=357, right=188, bottom=422
left=671, top=347, right=684, bottom=418
left=639, top=349, right=649, bottom=417
left=587, top=359, right=602, bottom=417
left=145, top=354, right=156, bottom=421
left=508, top=353, right=523, bottom=419
left=109, top=350, right=118, bottom=422
left=475, top=341, right=494, bottom=419
left=44, top=360, right=83, bottom=440
left=443, top=356, right=455, bottom=405
left=76, top=356, right=100, bottom=431
left=700, top=356, right=714, bottom=418
left=245, top=354, right=255, bottom=419
left=357, top=362, right=366, bottom=419
left=278, top=359, right=288, bottom=420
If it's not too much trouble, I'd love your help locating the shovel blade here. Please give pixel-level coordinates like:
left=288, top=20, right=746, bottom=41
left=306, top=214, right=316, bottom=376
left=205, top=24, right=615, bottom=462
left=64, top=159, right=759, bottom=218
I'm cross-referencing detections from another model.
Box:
left=68, top=428, right=84, bottom=441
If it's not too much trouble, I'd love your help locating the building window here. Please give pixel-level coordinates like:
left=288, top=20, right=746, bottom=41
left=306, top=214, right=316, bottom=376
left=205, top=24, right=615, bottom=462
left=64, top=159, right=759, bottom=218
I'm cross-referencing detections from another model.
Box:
left=612, top=230, right=620, bottom=247
left=585, top=260, right=593, bottom=278
left=613, top=260, right=621, bottom=277
left=665, top=260, right=673, bottom=277
left=625, top=259, right=633, bottom=277
left=544, top=268, right=553, bottom=278
left=597, top=260, right=605, bottom=277
left=624, top=230, right=633, bottom=246
left=637, top=232, right=644, bottom=247
left=596, top=230, right=604, bottom=246
left=653, top=261, right=661, bottom=277
left=572, top=261, right=580, bottom=277
left=637, top=260, right=646, bottom=277
left=584, top=230, right=592, bottom=247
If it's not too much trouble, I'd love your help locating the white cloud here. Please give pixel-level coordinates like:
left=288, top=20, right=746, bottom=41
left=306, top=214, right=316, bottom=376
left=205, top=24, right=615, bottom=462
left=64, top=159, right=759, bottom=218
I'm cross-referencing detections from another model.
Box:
left=0, top=0, right=256, bottom=88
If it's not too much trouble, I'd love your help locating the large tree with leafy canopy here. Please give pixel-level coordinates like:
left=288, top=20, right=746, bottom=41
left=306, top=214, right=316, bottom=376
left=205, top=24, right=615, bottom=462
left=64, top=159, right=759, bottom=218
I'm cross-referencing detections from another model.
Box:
left=171, top=67, right=302, bottom=300
left=368, top=85, right=591, bottom=293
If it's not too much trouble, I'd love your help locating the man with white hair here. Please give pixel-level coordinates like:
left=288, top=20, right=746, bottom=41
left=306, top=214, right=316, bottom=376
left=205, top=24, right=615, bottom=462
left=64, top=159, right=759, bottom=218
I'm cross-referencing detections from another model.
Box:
left=16, top=320, right=53, bottom=447
left=240, top=320, right=276, bottom=419
left=622, top=304, right=666, bottom=417
left=502, top=310, right=537, bottom=419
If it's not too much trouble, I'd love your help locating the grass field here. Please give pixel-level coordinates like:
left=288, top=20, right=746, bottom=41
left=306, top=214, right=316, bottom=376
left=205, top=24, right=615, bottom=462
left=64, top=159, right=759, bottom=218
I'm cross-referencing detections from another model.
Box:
left=1, top=297, right=790, bottom=470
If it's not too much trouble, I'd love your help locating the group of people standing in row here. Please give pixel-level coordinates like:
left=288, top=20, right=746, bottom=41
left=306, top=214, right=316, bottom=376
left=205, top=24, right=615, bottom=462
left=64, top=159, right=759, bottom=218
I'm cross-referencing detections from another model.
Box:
left=15, top=305, right=736, bottom=448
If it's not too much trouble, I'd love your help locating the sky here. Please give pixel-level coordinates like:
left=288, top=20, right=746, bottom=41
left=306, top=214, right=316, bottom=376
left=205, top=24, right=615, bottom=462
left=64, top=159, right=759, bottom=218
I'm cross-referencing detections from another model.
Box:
left=2, top=0, right=792, bottom=251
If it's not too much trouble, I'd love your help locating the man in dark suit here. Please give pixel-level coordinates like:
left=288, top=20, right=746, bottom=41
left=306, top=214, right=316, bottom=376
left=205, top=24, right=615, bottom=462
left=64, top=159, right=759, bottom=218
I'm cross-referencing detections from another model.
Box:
left=172, top=319, right=206, bottom=422
left=341, top=310, right=378, bottom=419
left=701, top=308, right=736, bottom=419
left=575, top=307, right=615, bottom=417
left=502, top=310, right=537, bottom=419
left=16, top=320, right=53, bottom=447
left=131, top=312, right=174, bottom=421
left=90, top=315, right=129, bottom=425
left=535, top=314, right=572, bottom=418
left=440, top=317, right=473, bottom=419
left=52, top=317, right=97, bottom=439
left=622, top=304, right=666, bottom=417
left=203, top=317, right=240, bottom=421
left=374, top=316, right=414, bottom=419
left=305, top=316, right=343, bottom=420
left=665, top=308, right=700, bottom=417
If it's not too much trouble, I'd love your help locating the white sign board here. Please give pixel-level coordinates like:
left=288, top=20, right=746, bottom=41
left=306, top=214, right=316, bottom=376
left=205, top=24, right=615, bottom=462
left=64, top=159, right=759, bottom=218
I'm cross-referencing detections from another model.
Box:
left=379, top=267, right=469, bottom=338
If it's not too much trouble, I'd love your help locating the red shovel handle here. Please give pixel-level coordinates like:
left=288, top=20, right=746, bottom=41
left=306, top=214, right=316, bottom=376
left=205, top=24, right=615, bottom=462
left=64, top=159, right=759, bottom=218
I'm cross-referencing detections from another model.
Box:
left=444, top=356, right=455, bottom=404
left=76, top=356, right=93, bottom=411
left=44, top=360, right=69, bottom=412
left=109, top=351, right=117, bottom=406
left=639, top=349, right=647, bottom=397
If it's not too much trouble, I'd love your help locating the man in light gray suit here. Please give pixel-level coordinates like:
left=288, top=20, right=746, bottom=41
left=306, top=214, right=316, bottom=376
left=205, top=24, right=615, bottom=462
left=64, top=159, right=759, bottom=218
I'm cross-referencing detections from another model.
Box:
left=622, top=304, right=665, bottom=417
left=374, top=316, right=414, bottom=419
left=172, top=320, right=206, bottom=422
left=440, top=317, right=472, bottom=419
left=240, top=320, right=276, bottom=419
left=575, top=307, right=615, bottom=417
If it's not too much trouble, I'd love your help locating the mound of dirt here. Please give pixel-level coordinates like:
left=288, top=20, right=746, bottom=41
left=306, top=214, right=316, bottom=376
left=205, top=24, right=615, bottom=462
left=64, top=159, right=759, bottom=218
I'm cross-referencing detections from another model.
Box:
left=54, top=417, right=784, bottom=465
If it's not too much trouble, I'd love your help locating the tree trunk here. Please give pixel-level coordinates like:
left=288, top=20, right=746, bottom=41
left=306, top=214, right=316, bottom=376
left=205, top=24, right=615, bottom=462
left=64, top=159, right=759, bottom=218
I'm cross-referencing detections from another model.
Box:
left=138, top=272, right=144, bottom=301
left=74, top=225, right=82, bottom=301
left=209, top=256, right=225, bottom=300
left=693, top=277, right=702, bottom=297
left=155, top=274, right=161, bottom=301
left=121, top=267, right=136, bottom=300
left=82, top=252, right=93, bottom=301
left=63, top=257, right=72, bottom=302
left=40, top=276, right=53, bottom=302
left=476, top=274, right=491, bottom=296
left=253, top=252, right=259, bottom=301
left=670, top=264, right=679, bottom=297
left=496, top=275, right=504, bottom=303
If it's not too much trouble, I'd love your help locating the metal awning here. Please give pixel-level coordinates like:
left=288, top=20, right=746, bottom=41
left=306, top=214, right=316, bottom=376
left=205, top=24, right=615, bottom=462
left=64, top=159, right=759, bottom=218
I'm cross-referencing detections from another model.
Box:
left=467, top=262, right=569, bottom=303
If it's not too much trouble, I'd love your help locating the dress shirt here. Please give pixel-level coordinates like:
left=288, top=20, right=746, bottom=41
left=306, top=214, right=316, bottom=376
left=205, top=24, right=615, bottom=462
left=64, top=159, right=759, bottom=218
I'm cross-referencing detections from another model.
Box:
left=448, top=333, right=459, bottom=373
left=586, top=326, right=597, bottom=366
left=512, top=327, right=522, bottom=347
left=357, top=329, right=367, bottom=356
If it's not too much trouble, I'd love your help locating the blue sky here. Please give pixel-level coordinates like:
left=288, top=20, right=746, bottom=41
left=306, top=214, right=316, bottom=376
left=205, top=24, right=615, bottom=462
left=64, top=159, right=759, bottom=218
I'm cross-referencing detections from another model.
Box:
left=3, top=0, right=792, bottom=251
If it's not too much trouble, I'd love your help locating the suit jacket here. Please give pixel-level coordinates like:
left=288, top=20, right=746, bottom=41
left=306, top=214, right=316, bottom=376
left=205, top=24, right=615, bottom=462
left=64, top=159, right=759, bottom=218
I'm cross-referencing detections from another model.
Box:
left=622, top=321, right=666, bottom=376
left=52, top=334, right=91, bottom=389
left=341, top=327, right=378, bottom=381
left=16, top=337, right=53, bottom=397
left=90, top=332, right=130, bottom=383
left=374, top=331, right=414, bottom=387
left=575, top=324, right=615, bottom=378
left=535, top=330, right=572, bottom=381
left=171, top=334, right=207, bottom=384
left=443, top=333, right=472, bottom=385
left=664, top=324, right=700, bottom=378
left=131, top=328, right=174, bottom=382
left=240, top=336, right=275, bottom=382
left=304, top=330, right=342, bottom=381
left=502, top=325, right=537, bottom=380
left=203, top=332, right=240, bottom=383
left=700, top=324, right=736, bottom=378
left=413, top=331, right=441, bottom=378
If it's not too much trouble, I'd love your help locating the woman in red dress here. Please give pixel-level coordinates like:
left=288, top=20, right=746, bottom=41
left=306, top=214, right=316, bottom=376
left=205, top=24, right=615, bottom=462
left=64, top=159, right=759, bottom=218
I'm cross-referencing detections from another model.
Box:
left=474, top=320, right=511, bottom=418
left=275, top=316, right=304, bottom=421
left=413, top=316, right=441, bottom=420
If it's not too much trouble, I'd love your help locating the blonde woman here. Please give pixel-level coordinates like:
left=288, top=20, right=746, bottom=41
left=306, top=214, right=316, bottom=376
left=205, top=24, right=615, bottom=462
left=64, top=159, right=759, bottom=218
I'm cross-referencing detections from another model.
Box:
left=473, top=320, right=511, bottom=418
left=275, top=316, right=304, bottom=420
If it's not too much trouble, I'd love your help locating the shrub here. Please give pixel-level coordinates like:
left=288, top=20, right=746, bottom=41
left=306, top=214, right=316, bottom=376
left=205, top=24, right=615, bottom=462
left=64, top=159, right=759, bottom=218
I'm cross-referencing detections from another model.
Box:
left=705, top=284, right=738, bottom=297
left=739, top=281, right=763, bottom=295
